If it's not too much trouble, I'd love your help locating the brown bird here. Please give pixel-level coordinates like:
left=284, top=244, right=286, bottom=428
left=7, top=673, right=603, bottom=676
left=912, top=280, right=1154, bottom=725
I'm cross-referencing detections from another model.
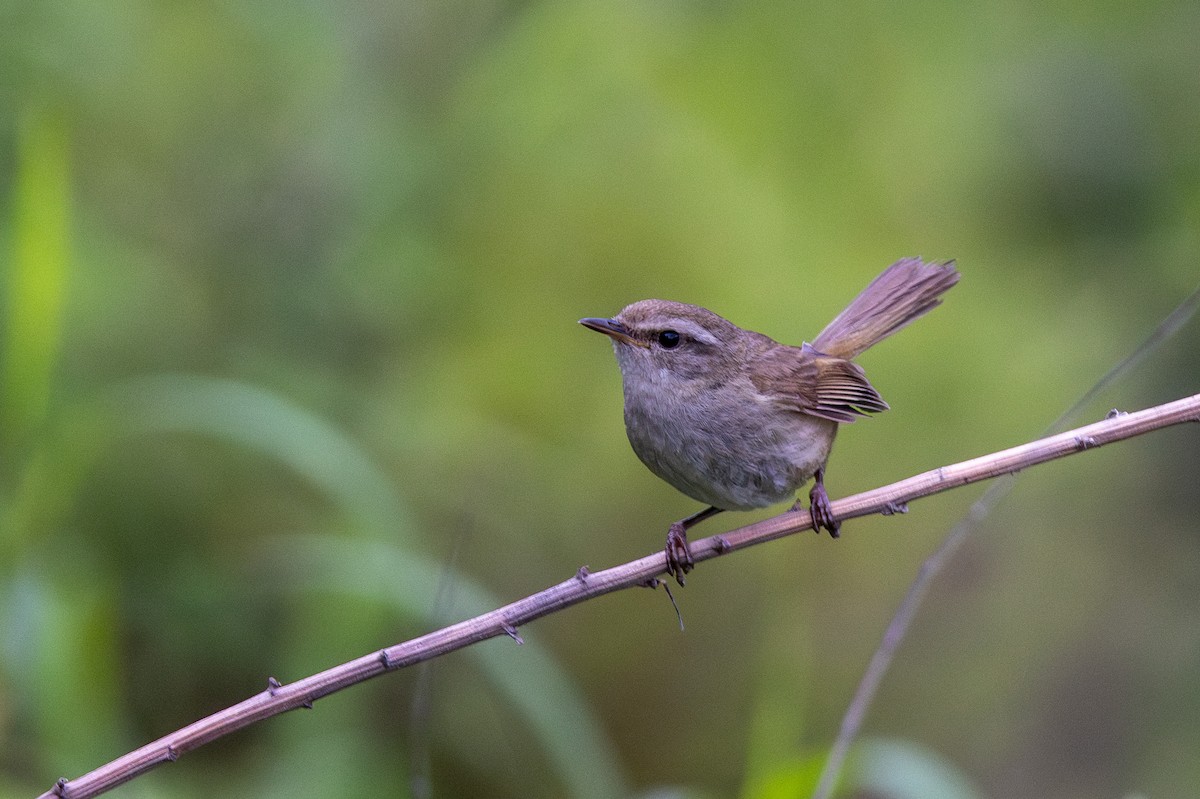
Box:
left=581, top=258, right=959, bottom=584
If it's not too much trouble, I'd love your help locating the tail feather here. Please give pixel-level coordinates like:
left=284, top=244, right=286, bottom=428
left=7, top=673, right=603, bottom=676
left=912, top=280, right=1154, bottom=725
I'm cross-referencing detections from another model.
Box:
left=811, top=258, right=959, bottom=360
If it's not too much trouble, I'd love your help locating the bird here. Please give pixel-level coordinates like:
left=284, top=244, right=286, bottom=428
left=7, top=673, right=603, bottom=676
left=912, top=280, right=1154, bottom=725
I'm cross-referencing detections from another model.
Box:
left=580, top=257, right=959, bottom=584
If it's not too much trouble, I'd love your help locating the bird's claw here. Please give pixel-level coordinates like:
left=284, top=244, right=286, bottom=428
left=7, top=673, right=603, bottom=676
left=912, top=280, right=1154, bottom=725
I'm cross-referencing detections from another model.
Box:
left=665, top=522, right=693, bottom=586
left=809, top=481, right=840, bottom=538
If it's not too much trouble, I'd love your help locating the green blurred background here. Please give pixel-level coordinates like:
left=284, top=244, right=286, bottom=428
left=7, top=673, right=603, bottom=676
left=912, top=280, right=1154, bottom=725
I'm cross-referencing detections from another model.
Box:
left=2, top=2, right=1198, bottom=798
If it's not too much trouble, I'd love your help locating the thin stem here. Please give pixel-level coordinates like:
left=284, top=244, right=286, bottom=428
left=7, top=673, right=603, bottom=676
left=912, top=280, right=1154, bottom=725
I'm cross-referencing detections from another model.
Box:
left=810, top=282, right=1200, bottom=799
left=41, top=394, right=1200, bottom=799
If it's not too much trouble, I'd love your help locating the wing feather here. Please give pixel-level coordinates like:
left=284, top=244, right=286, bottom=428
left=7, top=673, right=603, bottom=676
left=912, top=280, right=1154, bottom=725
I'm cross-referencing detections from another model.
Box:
left=749, top=343, right=888, bottom=423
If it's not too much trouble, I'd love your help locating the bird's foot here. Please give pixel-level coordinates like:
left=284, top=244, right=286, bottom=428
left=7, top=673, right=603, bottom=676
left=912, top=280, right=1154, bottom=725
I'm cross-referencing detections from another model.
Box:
left=665, top=522, right=694, bottom=586
left=809, top=478, right=840, bottom=538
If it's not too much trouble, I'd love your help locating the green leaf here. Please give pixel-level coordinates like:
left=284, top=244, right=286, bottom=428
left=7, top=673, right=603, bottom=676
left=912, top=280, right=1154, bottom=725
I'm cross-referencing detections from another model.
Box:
left=104, top=373, right=414, bottom=539
left=744, top=737, right=982, bottom=799
left=852, top=737, right=984, bottom=799
left=742, top=751, right=828, bottom=799
left=3, top=106, right=71, bottom=446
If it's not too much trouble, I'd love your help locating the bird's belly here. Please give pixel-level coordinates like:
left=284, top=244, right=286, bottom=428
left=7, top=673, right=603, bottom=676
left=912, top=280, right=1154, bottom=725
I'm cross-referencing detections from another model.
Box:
left=624, top=403, right=836, bottom=511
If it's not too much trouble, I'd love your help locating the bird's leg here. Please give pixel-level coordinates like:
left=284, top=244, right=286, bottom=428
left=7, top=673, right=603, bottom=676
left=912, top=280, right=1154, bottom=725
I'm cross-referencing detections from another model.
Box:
left=666, top=505, right=724, bottom=586
left=807, top=466, right=840, bottom=538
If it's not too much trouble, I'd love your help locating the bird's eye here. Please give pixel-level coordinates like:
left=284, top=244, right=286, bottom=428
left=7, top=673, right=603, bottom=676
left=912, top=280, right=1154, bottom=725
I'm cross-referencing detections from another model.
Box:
left=657, top=330, right=681, bottom=349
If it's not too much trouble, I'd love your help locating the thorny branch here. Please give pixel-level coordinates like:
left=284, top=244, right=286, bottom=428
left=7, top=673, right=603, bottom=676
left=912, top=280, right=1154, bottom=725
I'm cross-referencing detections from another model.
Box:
left=40, top=393, right=1200, bottom=799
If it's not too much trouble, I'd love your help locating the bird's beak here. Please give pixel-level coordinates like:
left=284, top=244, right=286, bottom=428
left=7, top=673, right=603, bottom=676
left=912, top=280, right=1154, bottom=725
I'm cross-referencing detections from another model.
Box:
left=579, top=317, right=647, bottom=348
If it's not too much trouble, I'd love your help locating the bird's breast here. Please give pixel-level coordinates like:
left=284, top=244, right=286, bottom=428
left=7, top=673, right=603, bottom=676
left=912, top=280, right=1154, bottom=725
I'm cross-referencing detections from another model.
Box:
left=620, top=378, right=836, bottom=510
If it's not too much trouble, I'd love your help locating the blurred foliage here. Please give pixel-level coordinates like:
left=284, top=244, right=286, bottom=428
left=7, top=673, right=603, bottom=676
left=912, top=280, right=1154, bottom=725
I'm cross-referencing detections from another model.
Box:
left=1, top=2, right=1199, bottom=798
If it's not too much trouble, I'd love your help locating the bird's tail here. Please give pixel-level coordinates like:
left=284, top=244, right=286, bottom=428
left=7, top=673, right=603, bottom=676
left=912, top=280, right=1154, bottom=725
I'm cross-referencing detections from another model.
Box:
left=811, top=258, right=959, bottom=360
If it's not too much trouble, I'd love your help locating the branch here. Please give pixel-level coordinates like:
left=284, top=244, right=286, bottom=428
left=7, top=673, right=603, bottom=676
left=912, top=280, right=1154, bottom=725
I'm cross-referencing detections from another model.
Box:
left=41, top=394, right=1200, bottom=799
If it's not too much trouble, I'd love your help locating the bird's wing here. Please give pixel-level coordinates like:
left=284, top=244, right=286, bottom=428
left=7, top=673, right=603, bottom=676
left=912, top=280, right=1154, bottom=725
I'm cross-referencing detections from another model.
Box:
left=749, top=344, right=889, bottom=423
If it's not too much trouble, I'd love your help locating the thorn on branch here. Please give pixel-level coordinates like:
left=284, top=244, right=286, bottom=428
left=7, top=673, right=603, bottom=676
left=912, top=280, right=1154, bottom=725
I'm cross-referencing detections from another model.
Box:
left=575, top=565, right=591, bottom=582
left=1106, top=408, right=1127, bottom=419
left=881, top=501, right=909, bottom=516
left=713, top=535, right=731, bottom=553
left=301, top=699, right=314, bottom=710
left=52, top=778, right=68, bottom=797
left=502, top=624, right=524, bottom=645
left=379, top=650, right=394, bottom=669
left=267, top=677, right=282, bottom=695
left=1074, top=435, right=1099, bottom=450
left=165, top=745, right=179, bottom=763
